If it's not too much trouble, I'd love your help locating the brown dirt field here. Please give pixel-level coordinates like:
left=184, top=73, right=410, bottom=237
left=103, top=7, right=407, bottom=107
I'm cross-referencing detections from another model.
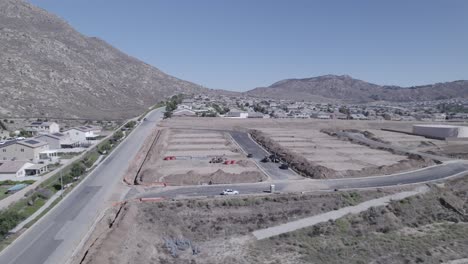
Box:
left=250, top=129, right=435, bottom=179
left=137, top=127, right=265, bottom=185
left=77, top=188, right=395, bottom=264
left=162, top=170, right=266, bottom=185
left=79, top=175, right=468, bottom=264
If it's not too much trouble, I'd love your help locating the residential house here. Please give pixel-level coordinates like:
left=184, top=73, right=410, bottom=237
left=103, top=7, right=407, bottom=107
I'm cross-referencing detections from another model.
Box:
left=350, top=114, right=368, bottom=120
left=64, top=125, right=102, bottom=144
left=182, top=99, right=194, bottom=105
left=225, top=112, right=249, bottom=118
left=177, top=104, right=192, bottom=110
left=247, top=112, right=264, bottom=118
left=0, top=161, right=35, bottom=181
left=312, top=111, right=331, bottom=119
left=0, top=139, right=49, bottom=163
left=25, top=121, right=60, bottom=135
left=432, top=113, right=447, bottom=122
left=172, top=109, right=197, bottom=117
left=35, top=132, right=80, bottom=149
left=332, top=112, right=348, bottom=120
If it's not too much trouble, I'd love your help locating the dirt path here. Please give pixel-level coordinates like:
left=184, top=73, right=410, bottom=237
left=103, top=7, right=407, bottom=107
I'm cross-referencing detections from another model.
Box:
left=252, top=185, right=430, bottom=240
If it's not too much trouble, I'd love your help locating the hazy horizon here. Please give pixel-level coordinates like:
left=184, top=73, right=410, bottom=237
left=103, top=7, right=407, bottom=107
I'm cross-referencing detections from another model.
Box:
left=29, top=0, right=468, bottom=91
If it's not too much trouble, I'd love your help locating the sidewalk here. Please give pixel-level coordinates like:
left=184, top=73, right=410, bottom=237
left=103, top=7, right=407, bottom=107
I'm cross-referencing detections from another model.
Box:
left=252, top=186, right=429, bottom=240
left=10, top=190, right=64, bottom=233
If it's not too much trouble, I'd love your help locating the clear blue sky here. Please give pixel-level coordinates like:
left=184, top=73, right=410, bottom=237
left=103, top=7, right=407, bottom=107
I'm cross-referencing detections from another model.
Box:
left=29, top=0, right=468, bottom=91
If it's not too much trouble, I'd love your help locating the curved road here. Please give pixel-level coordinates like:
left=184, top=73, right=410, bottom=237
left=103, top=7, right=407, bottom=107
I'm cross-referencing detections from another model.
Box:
left=0, top=108, right=165, bottom=264
left=137, top=161, right=468, bottom=199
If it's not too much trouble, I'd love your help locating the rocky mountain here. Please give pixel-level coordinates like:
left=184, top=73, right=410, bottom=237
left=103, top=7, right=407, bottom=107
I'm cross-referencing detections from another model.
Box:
left=0, top=0, right=209, bottom=120
left=245, top=75, right=468, bottom=103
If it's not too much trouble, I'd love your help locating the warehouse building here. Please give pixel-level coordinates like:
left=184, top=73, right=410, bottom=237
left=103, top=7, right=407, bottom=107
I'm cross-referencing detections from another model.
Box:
left=412, top=124, right=468, bottom=139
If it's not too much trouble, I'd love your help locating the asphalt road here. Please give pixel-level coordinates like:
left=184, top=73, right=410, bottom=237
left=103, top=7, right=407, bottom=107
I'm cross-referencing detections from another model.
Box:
left=0, top=108, right=164, bottom=264
left=229, top=131, right=302, bottom=180
left=136, top=161, right=468, bottom=199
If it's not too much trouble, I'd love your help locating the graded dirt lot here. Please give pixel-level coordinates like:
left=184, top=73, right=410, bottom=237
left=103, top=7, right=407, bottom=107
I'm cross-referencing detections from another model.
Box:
left=138, top=128, right=266, bottom=185
left=78, top=189, right=396, bottom=264
left=158, top=118, right=468, bottom=179
left=258, top=127, right=408, bottom=172
left=79, top=175, right=468, bottom=264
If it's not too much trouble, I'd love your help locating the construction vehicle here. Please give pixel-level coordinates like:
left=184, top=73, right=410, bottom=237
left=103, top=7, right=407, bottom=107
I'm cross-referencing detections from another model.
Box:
left=261, top=154, right=280, bottom=163
left=209, top=156, right=226, bottom=163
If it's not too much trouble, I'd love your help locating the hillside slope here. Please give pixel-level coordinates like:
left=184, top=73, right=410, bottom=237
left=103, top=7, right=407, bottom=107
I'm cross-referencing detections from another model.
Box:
left=0, top=0, right=206, bottom=119
left=246, top=75, right=468, bottom=103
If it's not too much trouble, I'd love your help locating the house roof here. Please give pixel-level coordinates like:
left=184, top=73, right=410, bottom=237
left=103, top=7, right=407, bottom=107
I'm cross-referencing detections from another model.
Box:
left=16, top=139, right=48, bottom=148
left=0, top=140, right=17, bottom=149
left=27, top=121, right=57, bottom=127
left=36, top=133, right=65, bottom=140
left=173, top=109, right=196, bottom=116
left=65, top=125, right=101, bottom=133
left=24, top=164, right=47, bottom=170
left=0, top=161, right=31, bottom=173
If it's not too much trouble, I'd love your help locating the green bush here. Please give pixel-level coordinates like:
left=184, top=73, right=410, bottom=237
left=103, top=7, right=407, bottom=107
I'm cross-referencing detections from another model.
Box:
left=70, top=163, right=85, bottom=177
left=125, top=121, right=136, bottom=129
left=0, top=210, right=23, bottom=237
left=113, top=130, right=124, bottom=141
left=99, top=141, right=111, bottom=153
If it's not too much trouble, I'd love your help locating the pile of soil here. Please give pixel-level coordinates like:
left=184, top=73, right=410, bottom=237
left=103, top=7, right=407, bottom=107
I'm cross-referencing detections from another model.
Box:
left=250, top=129, right=335, bottom=179
left=250, top=129, right=436, bottom=179
left=162, top=169, right=266, bottom=185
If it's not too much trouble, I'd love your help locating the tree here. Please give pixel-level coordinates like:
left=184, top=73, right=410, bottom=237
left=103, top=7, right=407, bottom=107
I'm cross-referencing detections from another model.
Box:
left=70, top=163, right=86, bottom=177
left=0, top=210, right=23, bottom=236
left=113, top=130, right=124, bottom=141
left=99, top=141, right=111, bottom=153
left=164, top=111, right=173, bottom=119
left=125, top=120, right=136, bottom=129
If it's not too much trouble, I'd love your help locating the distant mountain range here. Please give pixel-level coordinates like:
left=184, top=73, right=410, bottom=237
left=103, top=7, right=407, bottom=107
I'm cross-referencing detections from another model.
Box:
left=1, top=0, right=467, bottom=120
left=0, top=0, right=208, bottom=120
left=245, top=75, right=468, bottom=103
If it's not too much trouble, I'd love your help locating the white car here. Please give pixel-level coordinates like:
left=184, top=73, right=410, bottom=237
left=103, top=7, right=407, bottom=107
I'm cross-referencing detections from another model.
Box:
left=221, top=189, right=239, bottom=195
left=0, top=141, right=5, bottom=145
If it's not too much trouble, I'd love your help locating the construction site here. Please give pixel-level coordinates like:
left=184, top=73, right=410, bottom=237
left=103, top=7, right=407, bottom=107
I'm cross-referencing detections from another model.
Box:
left=74, top=117, right=468, bottom=264
left=136, top=128, right=266, bottom=186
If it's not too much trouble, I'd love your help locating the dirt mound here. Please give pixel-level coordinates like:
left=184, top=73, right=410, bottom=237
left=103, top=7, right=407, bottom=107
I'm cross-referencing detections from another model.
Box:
left=162, top=169, right=266, bottom=185
left=251, top=129, right=436, bottom=179
left=250, top=129, right=335, bottom=179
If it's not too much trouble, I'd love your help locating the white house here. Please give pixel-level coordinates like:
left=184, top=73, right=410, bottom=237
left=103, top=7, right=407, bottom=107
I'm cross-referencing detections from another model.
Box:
left=25, top=121, right=60, bottom=135
left=0, top=139, right=49, bottom=163
left=225, top=112, right=249, bottom=118
left=0, top=161, right=35, bottom=180
left=35, top=132, right=80, bottom=149
left=172, top=109, right=197, bottom=117
left=177, top=104, right=192, bottom=110
left=63, top=125, right=102, bottom=144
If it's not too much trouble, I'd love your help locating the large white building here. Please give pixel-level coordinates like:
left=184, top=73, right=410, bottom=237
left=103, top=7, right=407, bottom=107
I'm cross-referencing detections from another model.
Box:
left=412, top=124, right=468, bottom=139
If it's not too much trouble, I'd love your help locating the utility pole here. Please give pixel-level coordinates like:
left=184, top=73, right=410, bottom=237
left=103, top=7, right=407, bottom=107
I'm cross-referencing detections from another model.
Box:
left=60, top=170, right=64, bottom=197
